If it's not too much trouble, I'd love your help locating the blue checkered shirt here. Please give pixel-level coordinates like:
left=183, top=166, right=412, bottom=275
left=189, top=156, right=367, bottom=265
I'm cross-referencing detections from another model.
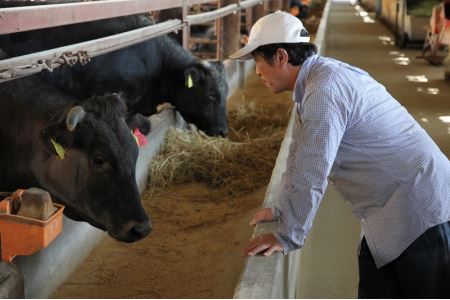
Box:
left=272, top=55, right=450, bottom=267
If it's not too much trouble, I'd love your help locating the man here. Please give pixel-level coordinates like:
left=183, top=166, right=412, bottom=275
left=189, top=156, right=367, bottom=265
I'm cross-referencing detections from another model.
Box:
left=229, top=10, right=450, bottom=298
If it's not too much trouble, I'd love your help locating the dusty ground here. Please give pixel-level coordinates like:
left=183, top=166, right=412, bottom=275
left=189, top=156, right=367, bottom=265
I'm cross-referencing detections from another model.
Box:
left=52, top=74, right=293, bottom=299
left=52, top=184, right=267, bottom=298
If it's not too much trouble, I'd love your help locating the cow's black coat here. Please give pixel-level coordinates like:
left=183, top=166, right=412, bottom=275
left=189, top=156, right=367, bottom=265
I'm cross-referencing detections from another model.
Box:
left=0, top=75, right=151, bottom=242
left=1, top=14, right=229, bottom=136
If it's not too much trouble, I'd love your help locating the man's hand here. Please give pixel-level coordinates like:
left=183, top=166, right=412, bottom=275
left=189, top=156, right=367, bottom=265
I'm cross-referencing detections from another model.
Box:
left=249, top=207, right=275, bottom=226
left=244, top=233, right=283, bottom=256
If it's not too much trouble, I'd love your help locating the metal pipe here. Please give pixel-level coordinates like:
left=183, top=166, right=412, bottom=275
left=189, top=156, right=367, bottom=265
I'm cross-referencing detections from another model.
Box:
left=240, top=0, right=263, bottom=10
left=186, top=4, right=239, bottom=25
left=0, top=20, right=183, bottom=82
left=0, top=0, right=183, bottom=35
left=0, top=0, right=268, bottom=81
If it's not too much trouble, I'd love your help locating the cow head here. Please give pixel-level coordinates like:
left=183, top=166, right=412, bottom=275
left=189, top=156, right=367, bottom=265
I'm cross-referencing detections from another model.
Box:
left=173, top=60, right=229, bottom=137
left=34, top=94, right=151, bottom=242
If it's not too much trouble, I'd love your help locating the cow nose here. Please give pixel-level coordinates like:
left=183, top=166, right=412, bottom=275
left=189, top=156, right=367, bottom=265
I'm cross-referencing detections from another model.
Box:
left=129, top=221, right=152, bottom=240
left=218, top=128, right=228, bottom=137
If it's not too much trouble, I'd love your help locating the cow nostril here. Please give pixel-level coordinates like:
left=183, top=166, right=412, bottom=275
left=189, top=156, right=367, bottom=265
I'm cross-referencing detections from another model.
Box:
left=220, top=130, right=228, bottom=137
left=130, top=223, right=151, bottom=239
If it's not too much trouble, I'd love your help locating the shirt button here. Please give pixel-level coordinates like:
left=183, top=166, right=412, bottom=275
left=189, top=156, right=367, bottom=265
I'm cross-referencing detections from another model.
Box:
left=361, top=219, right=365, bottom=223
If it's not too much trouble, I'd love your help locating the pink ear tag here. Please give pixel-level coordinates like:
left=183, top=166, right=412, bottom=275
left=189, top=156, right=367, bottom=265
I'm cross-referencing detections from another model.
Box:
left=132, top=128, right=148, bottom=146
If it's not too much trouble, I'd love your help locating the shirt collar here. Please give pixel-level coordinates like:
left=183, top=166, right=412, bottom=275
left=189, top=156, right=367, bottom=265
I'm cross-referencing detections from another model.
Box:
left=292, top=54, right=319, bottom=104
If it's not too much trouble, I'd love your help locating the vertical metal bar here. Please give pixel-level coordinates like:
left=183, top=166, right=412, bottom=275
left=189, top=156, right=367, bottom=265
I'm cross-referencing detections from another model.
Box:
left=222, top=0, right=241, bottom=59
left=263, top=0, right=270, bottom=14
left=269, top=0, right=282, bottom=11
left=216, top=1, right=223, bottom=59
left=244, top=7, right=253, bottom=34
left=252, top=1, right=265, bottom=21
left=182, top=0, right=190, bottom=49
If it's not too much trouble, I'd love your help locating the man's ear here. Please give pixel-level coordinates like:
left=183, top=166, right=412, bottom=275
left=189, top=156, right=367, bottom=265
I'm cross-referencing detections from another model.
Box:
left=276, top=48, right=289, bottom=66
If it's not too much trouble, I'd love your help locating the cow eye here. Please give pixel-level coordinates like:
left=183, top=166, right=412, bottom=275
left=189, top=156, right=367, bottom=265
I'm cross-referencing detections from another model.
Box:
left=90, top=157, right=106, bottom=168
left=92, top=158, right=105, bottom=165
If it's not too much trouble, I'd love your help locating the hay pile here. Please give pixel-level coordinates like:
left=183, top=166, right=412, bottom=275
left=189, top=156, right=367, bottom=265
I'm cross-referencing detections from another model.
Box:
left=146, top=100, right=291, bottom=200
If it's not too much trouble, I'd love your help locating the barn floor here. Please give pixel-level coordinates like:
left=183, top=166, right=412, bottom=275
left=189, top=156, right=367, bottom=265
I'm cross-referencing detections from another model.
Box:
left=51, top=72, right=294, bottom=298
left=52, top=184, right=266, bottom=298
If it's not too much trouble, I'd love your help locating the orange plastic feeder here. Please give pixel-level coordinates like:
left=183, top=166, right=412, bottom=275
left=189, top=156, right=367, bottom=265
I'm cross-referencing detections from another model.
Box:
left=0, top=193, right=64, bottom=263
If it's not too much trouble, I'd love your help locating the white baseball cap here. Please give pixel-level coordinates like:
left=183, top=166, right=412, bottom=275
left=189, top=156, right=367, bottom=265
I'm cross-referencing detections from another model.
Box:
left=229, top=10, right=310, bottom=60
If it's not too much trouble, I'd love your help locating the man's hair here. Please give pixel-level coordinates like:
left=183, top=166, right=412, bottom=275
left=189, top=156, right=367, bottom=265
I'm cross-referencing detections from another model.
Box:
left=251, top=42, right=318, bottom=66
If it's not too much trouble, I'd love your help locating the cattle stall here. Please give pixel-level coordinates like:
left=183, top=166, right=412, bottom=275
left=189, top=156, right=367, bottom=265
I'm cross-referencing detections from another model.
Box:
left=359, top=0, right=438, bottom=46
left=375, top=0, right=440, bottom=47
left=0, top=0, right=293, bottom=297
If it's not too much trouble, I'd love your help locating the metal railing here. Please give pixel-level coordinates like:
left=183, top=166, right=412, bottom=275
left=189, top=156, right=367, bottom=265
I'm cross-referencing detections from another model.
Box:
left=0, top=0, right=248, bottom=35
left=0, top=0, right=266, bottom=82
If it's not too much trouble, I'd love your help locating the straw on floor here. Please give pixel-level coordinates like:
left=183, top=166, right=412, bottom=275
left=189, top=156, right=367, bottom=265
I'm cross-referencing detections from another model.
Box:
left=146, top=100, right=291, bottom=200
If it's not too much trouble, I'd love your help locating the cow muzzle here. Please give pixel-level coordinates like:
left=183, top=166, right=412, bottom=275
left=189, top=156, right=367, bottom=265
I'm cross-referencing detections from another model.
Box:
left=112, top=219, right=152, bottom=242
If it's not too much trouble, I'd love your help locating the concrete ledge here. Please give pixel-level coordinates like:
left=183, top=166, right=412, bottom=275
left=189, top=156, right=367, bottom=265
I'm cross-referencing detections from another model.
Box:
left=233, top=109, right=299, bottom=299
left=0, top=263, right=23, bottom=299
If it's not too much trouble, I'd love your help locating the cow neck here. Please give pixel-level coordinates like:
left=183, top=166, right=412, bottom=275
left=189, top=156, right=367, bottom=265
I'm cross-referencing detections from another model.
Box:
left=158, top=35, right=195, bottom=100
left=0, top=81, right=69, bottom=184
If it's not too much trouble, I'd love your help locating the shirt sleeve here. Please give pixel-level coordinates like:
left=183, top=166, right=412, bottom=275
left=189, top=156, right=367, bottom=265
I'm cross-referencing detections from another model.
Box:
left=273, top=89, right=349, bottom=253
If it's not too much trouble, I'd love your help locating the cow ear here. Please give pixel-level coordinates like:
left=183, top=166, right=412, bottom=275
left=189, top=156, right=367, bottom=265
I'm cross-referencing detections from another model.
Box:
left=184, top=66, right=204, bottom=88
left=126, top=113, right=151, bottom=135
left=40, top=124, right=74, bottom=160
left=109, top=92, right=127, bottom=111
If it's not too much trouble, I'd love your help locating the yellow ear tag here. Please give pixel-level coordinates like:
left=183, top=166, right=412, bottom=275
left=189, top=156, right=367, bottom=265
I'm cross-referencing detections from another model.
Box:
left=131, top=130, right=139, bottom=145
left=186, top=74, right=194, bottom=88
left=50, top=138, right=65, bottom=160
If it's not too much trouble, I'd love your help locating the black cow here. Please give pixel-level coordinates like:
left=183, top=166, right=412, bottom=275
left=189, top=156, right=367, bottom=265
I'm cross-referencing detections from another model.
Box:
left=0, top=75, right=151, bottom=242
left=1, top=14, right=229, bottom=136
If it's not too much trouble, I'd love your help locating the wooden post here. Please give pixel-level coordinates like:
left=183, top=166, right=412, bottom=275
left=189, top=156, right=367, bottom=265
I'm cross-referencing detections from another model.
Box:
left=221, top=0, right=240, bottom=59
